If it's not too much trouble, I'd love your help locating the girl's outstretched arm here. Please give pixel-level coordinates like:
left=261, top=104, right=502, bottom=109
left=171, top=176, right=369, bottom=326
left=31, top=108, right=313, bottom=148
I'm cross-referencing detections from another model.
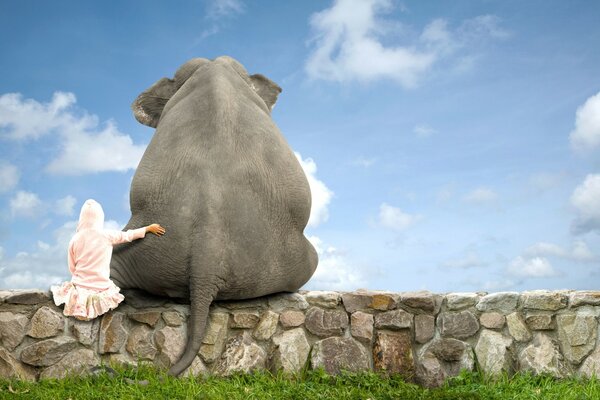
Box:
left=105, top=224, right=165, bottom=245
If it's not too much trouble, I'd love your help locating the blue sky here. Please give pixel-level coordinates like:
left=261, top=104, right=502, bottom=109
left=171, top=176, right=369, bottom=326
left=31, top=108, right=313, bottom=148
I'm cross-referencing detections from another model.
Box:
left=1, top=0, right=599, bottom=292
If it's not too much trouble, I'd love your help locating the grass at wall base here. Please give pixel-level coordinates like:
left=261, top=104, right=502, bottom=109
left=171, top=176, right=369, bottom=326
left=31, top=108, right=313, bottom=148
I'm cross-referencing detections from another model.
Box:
left=0, top=362, right=599, bottom=400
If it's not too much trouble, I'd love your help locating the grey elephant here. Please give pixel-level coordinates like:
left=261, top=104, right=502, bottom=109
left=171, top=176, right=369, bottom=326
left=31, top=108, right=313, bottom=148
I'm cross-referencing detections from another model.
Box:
left=109, top=56, right=318, bottom=376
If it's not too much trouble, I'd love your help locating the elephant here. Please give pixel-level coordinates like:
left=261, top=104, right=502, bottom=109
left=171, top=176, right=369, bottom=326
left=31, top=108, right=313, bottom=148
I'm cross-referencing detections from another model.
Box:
left=109, top=56, right=318, bottom=376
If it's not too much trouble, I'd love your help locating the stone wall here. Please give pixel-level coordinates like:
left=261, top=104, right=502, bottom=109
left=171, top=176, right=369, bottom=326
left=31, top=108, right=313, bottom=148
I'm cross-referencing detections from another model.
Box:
left=1, top=289, right=599, bottom=386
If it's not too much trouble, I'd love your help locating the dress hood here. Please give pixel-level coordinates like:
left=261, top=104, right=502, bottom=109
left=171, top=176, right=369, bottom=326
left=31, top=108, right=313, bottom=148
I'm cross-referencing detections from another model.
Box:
left=77, top=199, right=104, bottom=232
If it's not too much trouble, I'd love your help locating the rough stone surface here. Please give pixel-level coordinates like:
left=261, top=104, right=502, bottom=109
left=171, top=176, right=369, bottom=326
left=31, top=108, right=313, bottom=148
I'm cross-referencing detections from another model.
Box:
left=305, top=307, right=348, bottom=337
left=570, top=291, right=600, bottom=307
left=480, top=312, right=506, bottom=329
left=311, top=336, right=370, bottom=374
left=127, top=324, right=157, bottom=360
left=416, top=351, right=445, bottom=388
left=129, top=310, right=162, bottom=327
left=519, top=333, right=570, bottom=378
left=304, top=291, right=341, bottom=309
left=199, top=313, right=229, bottom=363
left=99, top=312, right=127, bottom=354
left=506, top=312, right=532, bottom=342
left=272, top=328, right=310, bottom=373
left=414, top=314, right=435, bottom=344
left=521, top=291, right=568, bottom=311
left=475, top=330, right=514, bottom=375
left=0, top=347, right=36, bottom=381
left=369, top=293, right=399, bottom=311
left=579, top=346, right=600, bottom=378
left=215, top=332, right=267, bottom=376
left=253, top=310, right=279, bottom=340
left=476, top=292, right=519, bottom=314
left=162, top=310, right=185, bottom=327
left=374, top=309, right=413, bottom=330
left=429, top=338, right=467, bottom=362
left=28, top=306, right=63, bottom=338
left=341, top=292, right=375, bottom=313
left=446, top=293, right=480, bottom=311
left=20, top=336, right=78, bottom=367
left=267, top=293, right=308, bottom=311
left=351, top=311, right=374, bottom=342
left=155, top=326, right=187, bottom=368
left=279, top=310, right=305, bottom=328
left=5, top=289, right=51, bottom=304
left=71, top=318, right=99, bottom=346
left=557, top=313, right=597, bottom=364
left=438, top=311, right=479, bottom=339
left=217, top=298, right=266, bottom=310
left=40, top=348, right=100, bottom=379
left=0, top=312, right=28, bottom=350
left=181, top=356, right=209, bottom=377
left=373, top=330, right=415, bottom=378
left=400, top=291, right=437, bottom=313
left=525, top=314, right=554, bottom=331
left=230, top=310, right=261, bottom=329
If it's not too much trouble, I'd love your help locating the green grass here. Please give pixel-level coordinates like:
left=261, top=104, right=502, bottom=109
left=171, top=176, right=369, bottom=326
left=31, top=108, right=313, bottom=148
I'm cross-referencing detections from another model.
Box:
left=1, top=364, right=599, bottom=400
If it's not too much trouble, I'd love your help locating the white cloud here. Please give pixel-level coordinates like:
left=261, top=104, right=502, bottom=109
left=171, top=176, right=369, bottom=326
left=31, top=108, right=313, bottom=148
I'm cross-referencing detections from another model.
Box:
left=295, top=152, right=334, bottom=228
left=0, top=162, right=19, bottom=193
left=10, top=190, right=43, bottom=218
left=507, top=256, right=558, bottom=278
left=55, top=195, right=77, bottom=216
left=198, top=0, right=245, bottom=40
left=571, top=174, right=600, bottom=234
left=0, top=92, right=146, bottom=175
left=378, top=202, right=420, bottom=231
left=463, top=187, right=498, bottom=204
left=442, top=252, right=487, bottom=269
left=570, top=92, right=600, bottom=153
left=305, top=1, right=508, bottom=86
left=303, top=235, right=368, bottom=290
left=413, top=124, right=436, bottom=138
left=524, top=240, right=596, bottom=262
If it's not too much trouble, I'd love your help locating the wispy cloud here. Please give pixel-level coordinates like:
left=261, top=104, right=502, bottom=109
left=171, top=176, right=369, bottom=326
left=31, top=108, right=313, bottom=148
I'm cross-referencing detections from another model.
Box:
left=378, top=202, right=421, bottom=231
left=506, top=256, right=559, bottom=278
left=305, top=0, right=510, bottom=86
left=571, top=174, right=600, bottom=234
left=413, top=124, right=436, bottom=138
left=351, top=156, right=377, bottom=168
left=524, top=240, right=596, bottom=262
left=570, top=92, right=600, bottom=153
left=0, top=162, right=19, bottom=193
left=442, top=251, right=487, bottom=269
left=10, top=190, right=43, bottom=218
left=198, top=0, right=246, bottom=41
left=462, top=187, right=498, bottom=204
left=0, top=92, right=146, bottom=175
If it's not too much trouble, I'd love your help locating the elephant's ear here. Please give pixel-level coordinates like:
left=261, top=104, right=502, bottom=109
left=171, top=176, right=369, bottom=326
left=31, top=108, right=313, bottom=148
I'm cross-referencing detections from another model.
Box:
left=131, top=78, right=178, bottom=128
left=132, top=58, right=210, bottom=128
left=249, top=74, right=282, bottom=112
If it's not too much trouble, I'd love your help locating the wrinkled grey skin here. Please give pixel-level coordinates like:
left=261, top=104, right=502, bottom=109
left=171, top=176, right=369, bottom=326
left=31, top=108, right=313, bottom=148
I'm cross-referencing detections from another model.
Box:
left=109, top=56, right=318, bottom=376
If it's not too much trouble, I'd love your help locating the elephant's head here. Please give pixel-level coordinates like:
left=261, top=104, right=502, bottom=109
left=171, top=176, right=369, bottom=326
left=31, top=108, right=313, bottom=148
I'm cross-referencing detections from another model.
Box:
left=132, top=56, right=282, bottom=128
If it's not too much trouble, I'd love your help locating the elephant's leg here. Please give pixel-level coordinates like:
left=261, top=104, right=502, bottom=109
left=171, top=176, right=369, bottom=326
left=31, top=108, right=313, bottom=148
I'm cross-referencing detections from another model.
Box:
left=168, top=269, right=221, bottom=377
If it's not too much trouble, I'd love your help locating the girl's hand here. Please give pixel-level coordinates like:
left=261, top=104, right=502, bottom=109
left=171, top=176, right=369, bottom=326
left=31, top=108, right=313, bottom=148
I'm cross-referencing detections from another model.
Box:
left=146, top=224, right=166, bottom=236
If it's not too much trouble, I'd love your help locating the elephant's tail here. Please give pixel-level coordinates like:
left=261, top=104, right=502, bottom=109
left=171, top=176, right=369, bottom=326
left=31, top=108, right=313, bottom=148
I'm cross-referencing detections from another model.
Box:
left=168, top=280, right=216, bottom=377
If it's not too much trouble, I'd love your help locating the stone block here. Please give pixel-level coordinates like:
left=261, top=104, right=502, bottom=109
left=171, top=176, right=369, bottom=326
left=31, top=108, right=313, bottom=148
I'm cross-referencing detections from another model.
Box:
left=155, top=325, right=187, bottom=368
left=341, top=292, right=378, bottom=313
left=474, top=330, right=513, bottom=375
left=414, top=314, right=435, bottom=344
left=28, top=306, right=64, bottom=338
left=0, top=347, right=37, bottom=381
left=20, top=336, right=78, bottom=367
left=351, top=311, right=374, bottom=342
left=416, top=351, right=445, bottom=388
left=128, top=310, right=162, bottom=327
left=71, top=318, right=100, bottom=346
left=304, top=291, right=341, bottom=309
left=0, top=312, right=28, bottom=351
left=476, top=292, right=519, bottom=314
left=199, top=313, right=229, bottom=363
left=305, top=307, right=348, bottom=337
left=438, top=311, right=479, bottom=339
left=99, top=311, right=128, bottom=354
left=446, top=293, right=480, bottom=311
left=40, top=348, right=100, bottom=380
left=279, top=310, right=305, bottom=328
left=127, top=324, right=157, bottom=360
left=480, top=312, right=505, bottom=329
left=374, top=309, right=413, bottom=330
left=5, top=289, right=51, bottom=304
left=557, top=312, right=597, bottom=364
left=311, top=336, right=370, bottom=374
left=253, top=310, right=279, bottom=340
left=272, top=328, right=310, bottom=373
left=579, top=346, right=600, bottom=378
left=214, top=332, right=267, bottom=376
left=428, top=338, right=467, bottom=362
left=521, top=290, right=568, bottom=311
left=181, top=356, right=209, bottom=378
left=373, top=330, right=415, bottom=378
left=570, top=291, right=600, bottom=307
left=506, top=312, right=532, bottom=342
left=230, top=310, right=260, bottom=329
left=525, top=313, right=554, bottom=331
left=519, top=333, right=570, bottom=378
left=162, top=310, right=186, bottom=327
left=400, top=291, right=438, bottom=313
left=267, top=293, right=308, bottom=311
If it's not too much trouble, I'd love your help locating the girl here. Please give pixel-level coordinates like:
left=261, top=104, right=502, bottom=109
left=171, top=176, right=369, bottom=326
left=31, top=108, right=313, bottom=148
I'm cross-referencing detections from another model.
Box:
left=51, top=199, right=165, bottom=321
